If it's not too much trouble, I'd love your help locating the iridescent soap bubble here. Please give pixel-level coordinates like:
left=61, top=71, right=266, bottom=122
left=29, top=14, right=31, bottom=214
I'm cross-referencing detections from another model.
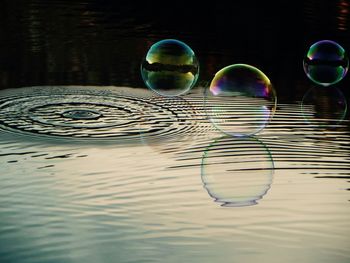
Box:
left=141, top=39, right=199, bottom=96
left=205, top=64, right=277, bottom=137
left=301, top=86, right=347, bottom=127
left=201, top=136, right=274, bottom=207
left=303, top=40, right=348, bottom=86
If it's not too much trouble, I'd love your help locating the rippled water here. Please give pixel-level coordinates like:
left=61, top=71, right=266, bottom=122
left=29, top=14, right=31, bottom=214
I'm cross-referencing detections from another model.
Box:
left=1, top=0, right=350, bottom=262
left=0, top=85, right=349, bottom=263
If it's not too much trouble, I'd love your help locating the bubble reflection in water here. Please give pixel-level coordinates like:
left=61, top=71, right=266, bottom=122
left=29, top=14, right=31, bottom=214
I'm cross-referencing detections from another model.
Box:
left=201, top=136, right=274, bottom=207
left=301, top=86, right=348, bottom=127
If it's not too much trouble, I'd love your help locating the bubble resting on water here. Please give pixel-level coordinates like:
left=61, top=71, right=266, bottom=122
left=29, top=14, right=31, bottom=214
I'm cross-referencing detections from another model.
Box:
left=0, top=86, right=200, bottom=141
left=205, top=64, right=277, bottom=137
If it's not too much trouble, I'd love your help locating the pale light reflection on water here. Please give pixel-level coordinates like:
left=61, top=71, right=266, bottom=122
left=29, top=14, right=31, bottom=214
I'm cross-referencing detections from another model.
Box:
left=0, top=86, right=349, bottom=263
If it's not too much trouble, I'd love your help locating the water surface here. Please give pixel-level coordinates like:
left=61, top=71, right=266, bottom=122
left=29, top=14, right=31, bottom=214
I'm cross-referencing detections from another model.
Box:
left=0, top=85, right=349, bottom=263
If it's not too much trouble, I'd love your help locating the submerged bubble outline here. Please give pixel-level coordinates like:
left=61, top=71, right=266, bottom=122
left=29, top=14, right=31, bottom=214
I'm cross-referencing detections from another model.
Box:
left=300, top=86, right=348, bottom=127
left=200, top=135, right=275, bottom=207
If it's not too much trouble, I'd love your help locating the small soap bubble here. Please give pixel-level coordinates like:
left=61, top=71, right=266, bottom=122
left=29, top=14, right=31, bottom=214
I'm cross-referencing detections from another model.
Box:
left=303, top=40, right=348, bottom=86
left=205, top=64, right=276, bottom=137
left=141, top=39, right=199, bottom=96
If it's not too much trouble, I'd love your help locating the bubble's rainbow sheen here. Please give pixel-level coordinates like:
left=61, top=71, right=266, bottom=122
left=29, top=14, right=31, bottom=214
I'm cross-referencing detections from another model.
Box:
left=141, top=39, right=199, bottom=97
left=303, top=40, right=348, bottom=86
left=206, top=64, right=276, bottom=137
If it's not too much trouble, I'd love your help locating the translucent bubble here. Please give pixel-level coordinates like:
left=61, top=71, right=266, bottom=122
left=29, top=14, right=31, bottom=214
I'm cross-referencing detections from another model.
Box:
left=301, top=86, right=347, bottom=127
left=201, top=136, right=274, bottom=207
left=205, top=64, right=277, bottom=137
left=303, top=40, right=349, bottom=86
left=141, top=39, right=199, bottom=96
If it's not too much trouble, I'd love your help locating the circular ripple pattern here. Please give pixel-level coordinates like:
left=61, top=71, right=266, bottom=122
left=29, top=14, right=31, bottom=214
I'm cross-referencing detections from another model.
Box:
left=0, top=86, right=200, bottom=141
left=139, top=95, right=201, bottom=153
left=303, top=40, right=348, bottom=86
left=61, top=109, right=102, bottom=120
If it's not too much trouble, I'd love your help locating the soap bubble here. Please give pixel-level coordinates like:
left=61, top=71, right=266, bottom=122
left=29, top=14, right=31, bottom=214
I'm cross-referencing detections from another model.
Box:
left=205, top=64, right=276, bottom=137
left=201, top=136, right=274, bottom=207
left=301, top=86, right=347, bottom=127
left=141, top=39, right=199, bottom=96
left=303, top=40, right=348, bottom=86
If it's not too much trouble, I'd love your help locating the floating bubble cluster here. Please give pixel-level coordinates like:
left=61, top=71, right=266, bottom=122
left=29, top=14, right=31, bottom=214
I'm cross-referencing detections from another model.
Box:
left=303, top=40, right=348, bottom=86
left=141, top=39, right=199, bottom=97
left=205, top=64, right=277, bottom=137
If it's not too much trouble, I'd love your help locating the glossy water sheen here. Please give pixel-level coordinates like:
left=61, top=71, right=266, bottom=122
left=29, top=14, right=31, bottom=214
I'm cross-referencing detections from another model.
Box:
left=1, top=86, right=349, bottom=263
left=141, top=39, right=199, bottom=96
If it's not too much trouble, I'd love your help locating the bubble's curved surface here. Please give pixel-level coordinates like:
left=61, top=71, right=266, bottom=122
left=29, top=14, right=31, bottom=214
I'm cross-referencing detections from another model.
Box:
left=201, top=136, right=274, bottom=207
left=141, top=39, right=199, bottom=97
left=301, top=86, right=348, bottom=127
left=303, top=40, right=348, bottom=86
left=205, top=64, right=277, bottom=137
left=0, top=86, right=199, bottom=142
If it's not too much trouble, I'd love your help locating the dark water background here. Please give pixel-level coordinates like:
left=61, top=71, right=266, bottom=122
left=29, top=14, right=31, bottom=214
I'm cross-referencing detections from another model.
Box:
left=1, top=0, right=350, bottom=101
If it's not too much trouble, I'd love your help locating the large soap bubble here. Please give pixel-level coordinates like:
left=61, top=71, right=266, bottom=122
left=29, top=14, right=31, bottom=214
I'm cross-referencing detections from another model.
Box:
left=205, top=64, right=277, bottom=137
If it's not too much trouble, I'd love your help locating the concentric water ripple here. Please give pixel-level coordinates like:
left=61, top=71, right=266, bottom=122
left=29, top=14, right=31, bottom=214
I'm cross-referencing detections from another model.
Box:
left=0, top=86, right=200, bottom=142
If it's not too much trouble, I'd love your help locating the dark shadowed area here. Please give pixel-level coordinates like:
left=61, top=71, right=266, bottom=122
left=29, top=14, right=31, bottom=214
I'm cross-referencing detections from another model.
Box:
left=1, top=0, right=350, bottom=100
